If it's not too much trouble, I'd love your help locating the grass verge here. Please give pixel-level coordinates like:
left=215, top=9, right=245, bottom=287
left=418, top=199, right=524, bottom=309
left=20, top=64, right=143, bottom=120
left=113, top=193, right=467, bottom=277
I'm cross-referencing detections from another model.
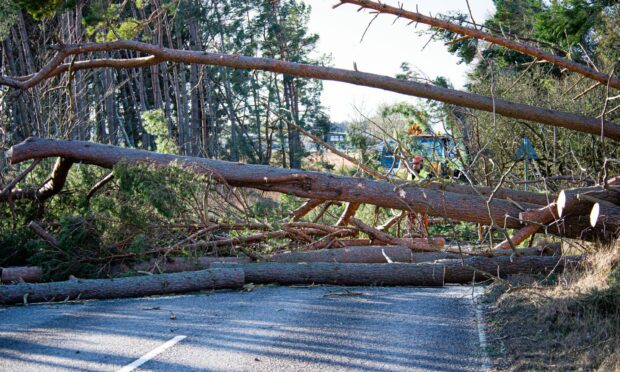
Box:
left=486, top=241, right=620, bottom=371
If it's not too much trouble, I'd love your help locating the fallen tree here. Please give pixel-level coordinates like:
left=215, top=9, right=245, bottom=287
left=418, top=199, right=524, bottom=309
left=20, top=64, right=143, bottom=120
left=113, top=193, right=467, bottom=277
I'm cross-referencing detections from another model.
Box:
left=213, top=255, right=578, bottom=286
left=0, top=267, right=244, bottom=305
left=338, top=0, right=620, bottom=91
left=267, top=244, right=560, bottom=263
left=9, top=138, right=605, bottom=240
left=2, top=40, right=620, bottom=140
left=122, top=244, right=561, bottom=273
left=1, top=266, right=43, bottom=283
left=8, top=138, right=541, bottom=229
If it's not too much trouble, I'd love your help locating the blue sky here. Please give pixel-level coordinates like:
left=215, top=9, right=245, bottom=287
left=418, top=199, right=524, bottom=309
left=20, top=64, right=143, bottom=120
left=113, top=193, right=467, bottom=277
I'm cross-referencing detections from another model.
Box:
left=305, top=0, right=496, bottom=122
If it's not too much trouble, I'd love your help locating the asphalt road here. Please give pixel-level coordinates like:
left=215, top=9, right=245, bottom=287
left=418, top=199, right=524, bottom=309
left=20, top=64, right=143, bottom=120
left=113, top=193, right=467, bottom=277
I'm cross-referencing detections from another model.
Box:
left=0, top=286, right=488, bottom=371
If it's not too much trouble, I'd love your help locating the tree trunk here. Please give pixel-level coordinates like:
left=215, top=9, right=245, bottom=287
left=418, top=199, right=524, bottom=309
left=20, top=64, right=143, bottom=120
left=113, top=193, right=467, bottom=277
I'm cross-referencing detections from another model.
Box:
left=557, top=185, right=620, bottom=218
left=590, top=203, right=620, bottom=234
left=0, top=268, right=244, bottom=305
left=2, top=138, right=556, bottom=230
left=8, top=40, right=620, bottom=140
left=215, top=256, right=577, bottom=286
left=1, top=266, right=43, bottom=283
left=128, top=256, right=251, bottom=273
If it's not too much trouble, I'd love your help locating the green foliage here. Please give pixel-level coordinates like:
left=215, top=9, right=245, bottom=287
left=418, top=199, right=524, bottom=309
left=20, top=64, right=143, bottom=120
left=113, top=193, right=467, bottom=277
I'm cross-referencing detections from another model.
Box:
left=15, top=0, right=77, bottom=20
left=381, top=102, right=429, bottom=133
left=0, top=0, right=19, bottom=40
left=141, top=109, right=178, bottom=155
left=114, top=161, right=197, bottom=220
left=84, top=1, right=148, bottom=41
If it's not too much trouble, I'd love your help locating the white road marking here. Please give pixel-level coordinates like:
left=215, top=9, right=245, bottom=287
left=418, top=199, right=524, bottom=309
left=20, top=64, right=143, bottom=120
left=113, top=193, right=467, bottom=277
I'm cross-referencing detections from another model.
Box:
left=472, top=289, right=492, bottom=371
left=117, top=335, right=187, bottom=372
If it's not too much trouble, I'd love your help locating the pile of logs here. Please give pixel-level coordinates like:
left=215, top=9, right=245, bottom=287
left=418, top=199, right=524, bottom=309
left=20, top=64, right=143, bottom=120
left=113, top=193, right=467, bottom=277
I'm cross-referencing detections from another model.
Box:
left=0, top=138, right=615, bottom=305
left=0, top=243, right=574, bottom=305
left=495, top=180, right=620, bottom=250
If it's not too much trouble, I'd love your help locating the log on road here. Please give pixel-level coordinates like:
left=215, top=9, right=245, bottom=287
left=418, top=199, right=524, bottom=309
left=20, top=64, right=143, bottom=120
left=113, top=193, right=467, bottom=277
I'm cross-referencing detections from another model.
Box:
left=0, top=268, right=244, bottom=305
left=213, top=255, right=578, bottom=286
left=267, top=244, right=560, bottom=264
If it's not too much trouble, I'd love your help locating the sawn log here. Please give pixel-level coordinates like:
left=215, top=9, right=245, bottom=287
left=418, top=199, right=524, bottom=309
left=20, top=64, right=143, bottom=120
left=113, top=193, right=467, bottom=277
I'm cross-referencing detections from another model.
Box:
left=0, top=268, right=244, bottom=305
left=217, top=256, right=578, bottom=286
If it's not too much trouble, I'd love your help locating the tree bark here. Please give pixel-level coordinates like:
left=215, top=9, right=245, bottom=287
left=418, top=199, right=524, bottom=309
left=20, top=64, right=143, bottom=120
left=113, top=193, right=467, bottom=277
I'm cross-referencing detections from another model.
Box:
left=129, top=256, right=251, bottom=273
left=216, top=256, right=578, bottom=286
left=1, top=266, right=43, bottom=283
left=4, top=40, right=620, bottom=140
left=338, top=0, right=620, bottom=91
left=267, top=244, right=559, bottom=264
left=590, top=203, right=620, bottom=234
left=557, top=186, right=620, bottom=218
left=3, top=138, right=556, bottom=230
left=0, top=268, right=244, bottom=305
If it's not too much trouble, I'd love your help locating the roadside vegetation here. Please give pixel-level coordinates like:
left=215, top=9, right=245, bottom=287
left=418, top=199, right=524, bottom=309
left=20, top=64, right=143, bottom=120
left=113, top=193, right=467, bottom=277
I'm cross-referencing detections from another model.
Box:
left=0, top=0, right=619, bottom=369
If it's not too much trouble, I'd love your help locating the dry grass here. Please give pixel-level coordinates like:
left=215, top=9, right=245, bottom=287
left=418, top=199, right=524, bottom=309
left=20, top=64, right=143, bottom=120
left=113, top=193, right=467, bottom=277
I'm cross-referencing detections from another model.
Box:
left=487, top=240, right=620, bottom=371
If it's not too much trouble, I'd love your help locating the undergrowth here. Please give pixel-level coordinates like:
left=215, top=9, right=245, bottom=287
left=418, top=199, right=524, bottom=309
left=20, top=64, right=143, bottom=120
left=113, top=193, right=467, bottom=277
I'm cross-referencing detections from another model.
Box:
left=488, top=241, right=620, bottom=371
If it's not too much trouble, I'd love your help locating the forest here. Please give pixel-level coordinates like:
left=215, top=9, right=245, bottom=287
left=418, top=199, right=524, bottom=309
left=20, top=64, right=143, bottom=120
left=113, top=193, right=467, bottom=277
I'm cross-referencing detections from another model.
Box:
left=0, top=0, right=619, bottom=369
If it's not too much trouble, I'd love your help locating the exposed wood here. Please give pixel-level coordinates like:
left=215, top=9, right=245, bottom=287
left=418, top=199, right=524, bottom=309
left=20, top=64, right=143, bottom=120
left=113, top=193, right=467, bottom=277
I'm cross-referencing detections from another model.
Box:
left=3, top=40, right=620, bottom=140
left=0, top=268, right=244, bottom=305
left=338, top=0, right=620, bottom=91
left=7, top=139, right=607, bottom=241
left=590, top=203, right=620, bottom=234
left=1, top=266, right=43, bottom=283
left=378, top=211, right=405, bottom=231
left=494, top=203, right=558, bottom=250
left=557, top=186, right=620, bottom=218
left=215, top=256, right=578, bottom=286
left=289, top=199, right=324, bottom=221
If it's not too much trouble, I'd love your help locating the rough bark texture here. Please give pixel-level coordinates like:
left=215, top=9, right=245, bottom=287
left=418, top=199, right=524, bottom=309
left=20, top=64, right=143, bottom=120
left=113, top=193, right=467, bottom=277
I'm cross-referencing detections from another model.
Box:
left=267, top=244, right=559, bottom=263
left=214, top=256, right=577, bottom=286
left=8, top=138, right=539, bottom=228
left=0, top=268, right=244, bottom=305
left=1, top=266, right=43, bottom=283
left=4, top=40, right=620, bottom=140
left=130, top=256, right=251, bottom=273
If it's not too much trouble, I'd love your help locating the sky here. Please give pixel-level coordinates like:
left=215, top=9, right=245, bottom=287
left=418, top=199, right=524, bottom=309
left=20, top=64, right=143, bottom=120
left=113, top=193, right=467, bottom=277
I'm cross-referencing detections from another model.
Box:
left=304, top=0, right=496, bottom=122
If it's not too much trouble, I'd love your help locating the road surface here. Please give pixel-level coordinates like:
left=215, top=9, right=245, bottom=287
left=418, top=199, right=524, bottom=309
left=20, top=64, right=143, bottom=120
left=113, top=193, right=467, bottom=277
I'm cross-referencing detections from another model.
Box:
left=0, top=286, right=488, bottom=371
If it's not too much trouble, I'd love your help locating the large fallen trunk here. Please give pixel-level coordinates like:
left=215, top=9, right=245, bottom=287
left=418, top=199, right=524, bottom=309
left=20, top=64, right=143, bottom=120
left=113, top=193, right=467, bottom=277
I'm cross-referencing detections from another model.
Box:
left=216, top=256, right=578, bottom=286
left=590, top=203, right=620, bottom=234
left=557, top=186, right=620, bottom=218
left=267, top=244, right=560, bottom=264
left=0, top=268, right=244, bottom=305
left=8, top=138, right=541, bottom=229
left=1, top=266, right=43, bottom=283
left=130, top=256, right=251, bottom=273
